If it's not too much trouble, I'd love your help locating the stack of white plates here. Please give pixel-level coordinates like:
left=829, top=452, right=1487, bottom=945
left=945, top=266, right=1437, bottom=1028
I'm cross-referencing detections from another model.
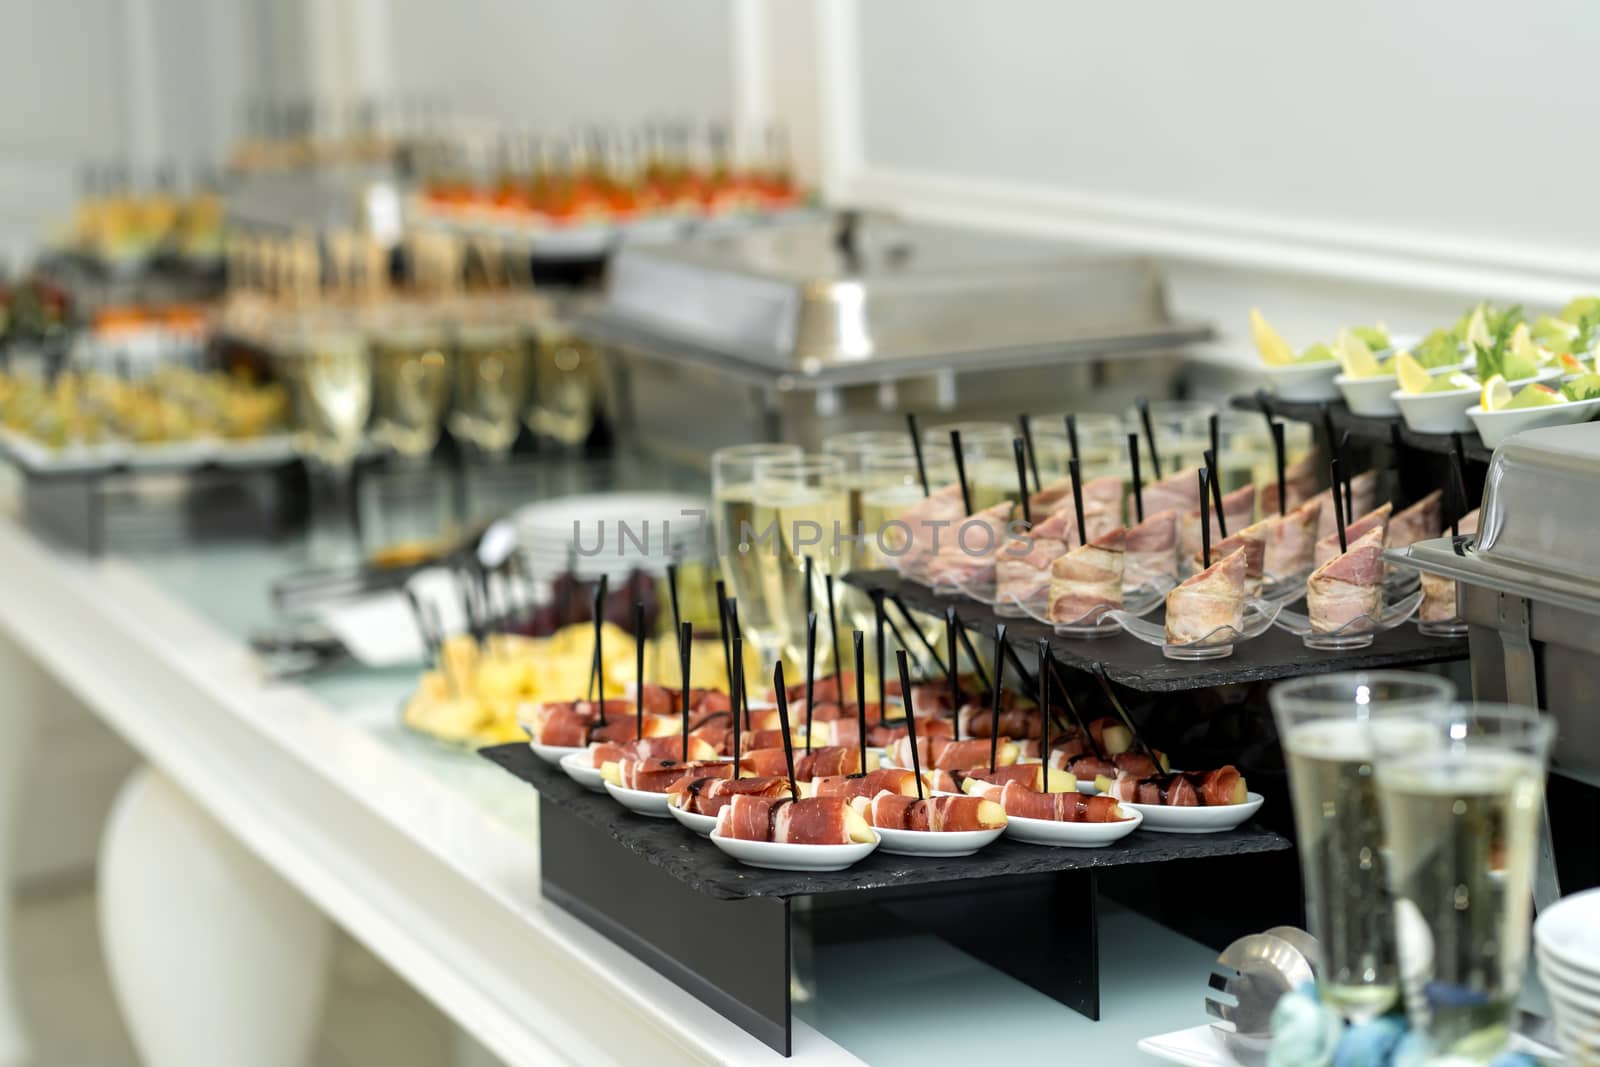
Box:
left=1534, top=887, right=1600, bottom=1061
left=513, top=491, right=709, bottom=584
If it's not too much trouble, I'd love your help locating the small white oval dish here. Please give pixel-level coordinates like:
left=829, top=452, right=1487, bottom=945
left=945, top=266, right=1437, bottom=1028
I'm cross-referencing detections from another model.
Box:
left=603, top=780, right=674, bottom=818
left=709, top=830, right=880, bottom=872
left=871, top=824, right=1005, bottom=858
left=1002, top=806, right=1142, bottom=847
left=667, top=802, right=719, bottom=837
left=1124, top=792, right=1264, bottom=834
left=559, top=750, right=607, bottom=793
left=530, top=742, right=585, bottom=766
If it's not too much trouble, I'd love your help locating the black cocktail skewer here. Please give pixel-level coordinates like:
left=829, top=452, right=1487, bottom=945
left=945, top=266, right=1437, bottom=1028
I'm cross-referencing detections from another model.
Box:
left=949, top=430, right=974, bottom=516
left=1093, top=664, right=1161, bottom=769
left=1208, top=412, right=1221, bottom=480
left=906, top=412, right=930, bottom=496
left=726, top=598, right=746, bottom=727
left=804, top=611, right=818, bottom=753
left=946, top=606, right=961, bottom=742
left=987, top=624, right=1008, bottom=772
left=888, top=592, right=947, bottom=676
left=873, top=590, right=888, bottom=724
left=588, top=576, right=609, bottom=719
left=1047, top=657, right=1102, bottom=760
left=1203, top=448, right=1227, bottom=538
left=1037, top=638, right=1052, bottom=793
left=825, top=573, right=843, bottom=699
left=852, top=630, right=869, bottom=777
left=1065, top=413, right=1081, bottom=471
left=715, top=578, right=733, bottom=698
left=1271, top=420, right=1287, bottom=517
left=1127, top=433, right=1145, bottom=523
left=730, top=635, right=744, bottom=777
left=895, top=649, right=925, bottom=800
left=1068, top=456, right=1087, bottom=548
left=1013, top=436, right=1033, bottom=527
left=1330, top=457, right=1349, bottom=554
left=1018, top=414, right=1042, bottom=492
left=678, top=621, right=693, bottom=762
left=772, top=662, right=798, bottom=798
left=1136, top=397, right=1162, bottom=479
left=1339, top=431, right=1353, bottom=519
left=666, top=561, right=683, bottom=658
left=953, top=617, right=994, bottom=696
left=1448, top=433, right=1469, bottom=541
left=1199, top=466, right=1213, bottom=568
left=634, top=600, right=647, bottom=739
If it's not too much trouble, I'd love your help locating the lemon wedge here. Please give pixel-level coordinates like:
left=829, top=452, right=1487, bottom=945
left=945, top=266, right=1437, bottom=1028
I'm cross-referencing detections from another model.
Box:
left=1480, top=374, right=1512, bottom=413
left=1394, top=350, right=1433, bottom=394
left=1249, top=308, right=1296, bottom=367
left=1465, top=304, right=1492, bottom=351
left=1335, top=328, right=1382, bottom=377
left=1509, top=321, right=1548, bottom=366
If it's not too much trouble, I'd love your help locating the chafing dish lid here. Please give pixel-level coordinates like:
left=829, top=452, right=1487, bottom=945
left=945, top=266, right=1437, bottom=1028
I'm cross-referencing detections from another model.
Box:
left=1391, top=423, right=1600, bottom=614
left=593, top=213, right=1197, bottom=374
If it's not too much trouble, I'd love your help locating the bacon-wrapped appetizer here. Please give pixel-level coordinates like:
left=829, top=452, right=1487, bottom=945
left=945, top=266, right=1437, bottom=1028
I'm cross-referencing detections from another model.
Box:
left=740, top=744, right=877, bottom=779
left=1420, top=508, right=1480, bottom=623
left=1313, top=502, right=1393, bottom=569
left=602, top=757, right=732, bottom=792
left=1032, top=474, right=1124, bottom=523
left=1139, top=465, right=1203, bottom=520
left=1387, top=489, right=1442, bottom=551
left=851, top=792, right=1006, bottom=832
left=895, top=484, right=967, bottom=580
left=1308, top=526, right=1385, bottom=632
left=965, top=779, right=1130, bottom=822
left=714, top=794, right=876, bottom=844
left=995, top=509, right=1074, bottom=606
left=667, top=774, right=793, bottom=817
left=1096, top=766, right=1248, bottom=806
left=1259, top=451, right=1320, bottom=516
left=802, top=767, right=920, bottom=799
left=1180, top=485, right=1256, bottom=566
left=1125, top=508, right=1180, bottom=589
left=1164, top=546, right=1247, bottom=644
left=890, top=735, right=1019, bottom=772
left=926, top=500, right=1016, bottom=589
left=1263, top=497, right=1322, bottom=580
left=1313, top=469, right=1377, bottom=542
left=1191, top=518, right=1268, bottom=596
left=1048, top=526, right=1126, bottom=623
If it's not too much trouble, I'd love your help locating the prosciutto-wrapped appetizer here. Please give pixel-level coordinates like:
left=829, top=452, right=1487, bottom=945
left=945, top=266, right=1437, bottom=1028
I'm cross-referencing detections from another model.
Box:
left=895, top=484, right=967, bottom=579
left=1419, top=508, right=1480, bottom=623
left=926, top=501, right=1016, bottom=589
left=1263, top=497, right=1322, bottom=580
left=1313, top=502, right=1393, bottom=569
left=668, top=774, right=793, bottom=816
left=1313, top=470, right=1378, bottom=542
left=863, top=716, right=955, bottom=747
left=1125, top=508, right=1180, bottom=590
left=852, top=792, right=1006, bottom=832
left=590, top=733, right=721, bottom=768
left=526, top=700, right=661, bottom=747
left=747, top=700, right=887, bottom=732
left=1191, top=518, right=1268, bottom=596
left=1164, top=547, right=1248, bottom=644
left=633, top=684, right=735, bottom=717
left=958, top=763, right=1076, bottom=793
left=1179, top=485, right=1257, bottom=565
left=1308, top=527, right=1386, bottom=632
left=1048, top=526, right=1126, bottom=623
left=965, top=779, right=1129, bottom=822
left=994, top=509, right=1074, bottom=606
left=740, top=744, right=877, bottom=779
left=1139, top=466, right=1203, bottom=520
left=1388, top=489, right=1442, bottom=550
left=890, top=735, right=1019, bottom=772
left=804, top=767, right=920, bottom=799
left=957, top=703, right=1040, bottom=741
left=1259, top=450, right=1321, bottom=516
left=1052, top=750, right=1166, bottom=779
left=1097, top=766, right=1248, bottom=806
left=604, top=757, right=732, bottom=792
left=715, top=794, right=876, bottom=844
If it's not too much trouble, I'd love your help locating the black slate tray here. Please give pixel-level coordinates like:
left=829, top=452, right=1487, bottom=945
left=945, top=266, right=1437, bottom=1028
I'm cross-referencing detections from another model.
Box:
left=480, top=743, right=1290, bottom=901
left=1229, top=392, right=1495, bottom=464
left=848, top=569, right=1468, bottom=694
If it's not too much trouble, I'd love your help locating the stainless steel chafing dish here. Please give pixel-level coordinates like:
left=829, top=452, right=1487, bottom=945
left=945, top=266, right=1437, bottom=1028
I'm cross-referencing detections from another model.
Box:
left=1389, top=422, right=1600, bottom=908
left=580, top=212, right=1210, bottom=462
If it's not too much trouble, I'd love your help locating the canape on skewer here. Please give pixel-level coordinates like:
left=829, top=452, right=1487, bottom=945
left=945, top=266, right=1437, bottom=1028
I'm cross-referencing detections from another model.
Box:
left=1047, top=526, right=1126, bottom=623
left=602, top=757, right=732, bottom=792
left=1259, top=450, right=1320, bottom=516
left=1419, top=508, right=1480, bottom=623
left=964, top=779, right=1131, bottom=822
left=926, top=500, right=1015, bottom=589
left=1190, top=518, right=1268, bottom=596
left=1312, top=469, right=1377, bottom=542
left=1179, top=485, right=1256, bottom=566
left=995, top=509, right=1074, bottom=606
left=801, top=768, right=920, bottom=799
left=1125, top=508, right=1180, bottom=589
left=1263, top=497, right=1322, bottom=579
left=890, top=735, right=1020, bottom=771
left=895, top=484, right=967, bottom=580
left=1095, top=765, right=1249, bottom=806
left=1139, top=465, right=1202, bottom=519
left=1033, top=473, right=1124, bottom=522
left=714, top=794, right=876, bottom=844
left=850, top=792, right=1006, bottom=832
left=739, top=744, right=879, bottom=778
left=1387, top=489, right=1442, bottom=551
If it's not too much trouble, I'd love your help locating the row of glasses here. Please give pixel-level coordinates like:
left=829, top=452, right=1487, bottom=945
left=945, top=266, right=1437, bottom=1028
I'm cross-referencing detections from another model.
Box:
left=1271, top=672, right=1554, bottom=1063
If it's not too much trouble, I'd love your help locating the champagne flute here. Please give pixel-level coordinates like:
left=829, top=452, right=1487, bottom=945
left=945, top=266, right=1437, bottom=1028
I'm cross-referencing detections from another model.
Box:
left=1269, top=671, right=1457, bottom=1022
left=751, top=454, right=849, bottom=678
left=824, top=431, right=914, bottom=633
left=1370, top=703, right=1554, bottom=1063
left=1027, top=412, right=1125, bottom=484
left=450, top=319, right=530, bottom=457
left=923, top=421, right=1012, bottom=512
left=370, top=315, right=451, bottom=461
left=712, top=443, right=802, bottom=677
left=1123, top=400, right=1217, bottom=477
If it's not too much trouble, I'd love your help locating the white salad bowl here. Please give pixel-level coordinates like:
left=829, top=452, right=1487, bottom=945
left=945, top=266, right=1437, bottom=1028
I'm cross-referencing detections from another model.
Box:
left=1265, top=360, right=1340, bottom=402
left=1467, top=395, right=1600, bottom=449
left=1393, top=369, right=1559, bottom=435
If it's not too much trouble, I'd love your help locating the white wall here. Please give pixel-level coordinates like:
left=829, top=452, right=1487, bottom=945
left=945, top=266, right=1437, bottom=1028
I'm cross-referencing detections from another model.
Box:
left=381, top=0, right=735, bottom=132
left=822, top=0, right=1600, bottom=362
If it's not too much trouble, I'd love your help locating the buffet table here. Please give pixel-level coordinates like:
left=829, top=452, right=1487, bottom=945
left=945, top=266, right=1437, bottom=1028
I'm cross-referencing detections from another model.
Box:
left=0, top=507, right=1231, bottom=1066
